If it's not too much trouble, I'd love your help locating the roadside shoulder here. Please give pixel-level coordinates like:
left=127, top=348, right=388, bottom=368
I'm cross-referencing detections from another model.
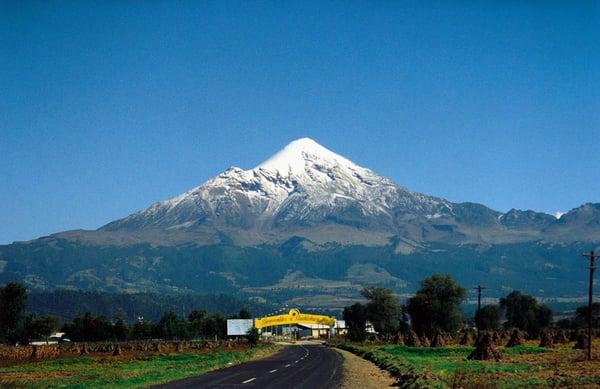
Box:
left=336, top=348, right=396, bottom=389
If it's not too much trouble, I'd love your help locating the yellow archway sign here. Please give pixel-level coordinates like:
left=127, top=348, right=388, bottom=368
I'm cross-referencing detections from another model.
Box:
left=254, top=308, right=335, bottom=329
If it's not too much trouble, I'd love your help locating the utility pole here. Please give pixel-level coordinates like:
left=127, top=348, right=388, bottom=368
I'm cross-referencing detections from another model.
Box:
left=582, top=251, right=597, bottom=361
left=473, top=285, right=485, bottom=335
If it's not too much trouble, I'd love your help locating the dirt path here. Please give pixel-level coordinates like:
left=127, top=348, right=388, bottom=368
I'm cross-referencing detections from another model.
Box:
left=337, top=348, right=396, bottom=389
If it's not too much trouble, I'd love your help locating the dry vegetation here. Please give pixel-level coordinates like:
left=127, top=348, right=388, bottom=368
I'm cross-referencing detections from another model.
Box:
left=337, top=347, right=396, bottom=389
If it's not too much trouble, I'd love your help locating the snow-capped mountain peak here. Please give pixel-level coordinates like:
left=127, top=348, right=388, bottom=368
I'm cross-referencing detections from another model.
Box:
left=101, top=138, right=451, bottom=232
left=255, top=137, right=359, bottom=176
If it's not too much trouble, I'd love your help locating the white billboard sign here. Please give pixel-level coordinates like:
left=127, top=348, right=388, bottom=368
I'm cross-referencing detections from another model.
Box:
left=227, top=319, right=254, bottom=336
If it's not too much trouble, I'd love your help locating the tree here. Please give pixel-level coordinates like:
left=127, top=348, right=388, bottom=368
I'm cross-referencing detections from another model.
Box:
left=555, top=318, right=573, bottom=329
left=62, top=312, right=114, bottom=341
left=130, top=319, right=155, bottom=340
left=113, top=317, right=128, bottom=341
left=12, top=315, right=35, bottom=344
left=188, top=310, right=208, bottom=338
left=500, top=291, right=553, bottom=338
left=62, top=313, right=90, bottom=341
left=246, top=327, right=260, bottom=346
left=30, top=315, right=58, bottom=341
left=573, top=303, right=600, bottom=329
left=406, top=274, right=466, bottom=337
left=91, top=315, right=114, bottom=340
left=475, top=305, right=501, bottom=331
left=238, top=308, right=252, bottom=319
left=203, top=313, right=227, bottom=339
left=343, top=303, right=368, bottom=342
left=156, top=311, right=188, bottom=340
left=13, top=314, right=58, bottom=344
left=361, top=287, right=403, bottom=337
left=0, top=283, right=27, bottom=342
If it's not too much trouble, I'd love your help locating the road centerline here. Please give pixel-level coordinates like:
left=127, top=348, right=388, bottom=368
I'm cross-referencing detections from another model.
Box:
left=147, top=344, right=343, bottom=388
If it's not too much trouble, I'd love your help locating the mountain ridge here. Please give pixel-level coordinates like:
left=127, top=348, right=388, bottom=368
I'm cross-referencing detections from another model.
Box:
left=98, top=138, right=597, bottom=246
left=100, top=137, right=452, bottom=235
left=1, top=138, right=599, bottom=306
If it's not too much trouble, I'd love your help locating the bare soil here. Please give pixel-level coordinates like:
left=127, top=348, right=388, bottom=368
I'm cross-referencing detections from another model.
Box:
left=337, top=347, right=396, bottom=389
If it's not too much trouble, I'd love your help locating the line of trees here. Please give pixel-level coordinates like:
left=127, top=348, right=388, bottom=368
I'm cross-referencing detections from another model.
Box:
left=3, top=278, right=599, bottom=345
left=60, top=309, right=247, bottom=342
left=343, top=275, right=470, bottom=341
left=0, top=282, right=253, bottom=345
left=25, top=289, right=266, bottom=323
left=468, top=291, right=554, bottom=338
left=342, top=274, right=590, bottom=341
left=556, top=303, right=600, bottom=329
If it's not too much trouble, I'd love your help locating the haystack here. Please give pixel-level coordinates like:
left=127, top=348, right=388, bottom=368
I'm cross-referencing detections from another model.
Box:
left=505, top=329, right=525, bottom=347
left=573, top=332, right=589, bottom=350
left=392, top=333, right=404, bottom=345
left=404, top=330, right=422, bottom=347
left=467, top=332, right=502, bottom=361
left=539, top=330, right=555, bottom=348
left=459, top=331, right=475, bottom=346
left=430, top=331, right=445, bottom=347
left=553, top=329, right=569, bottom=344
left=492, top=331, right=501, bottom=345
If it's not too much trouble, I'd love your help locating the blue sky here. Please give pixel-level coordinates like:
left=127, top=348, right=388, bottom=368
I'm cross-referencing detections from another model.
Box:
left=1, top=1, right=598, bottom=244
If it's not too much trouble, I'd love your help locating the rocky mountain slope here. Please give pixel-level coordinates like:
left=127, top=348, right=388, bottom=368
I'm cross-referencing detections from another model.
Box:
left=101, top=138, right=453, bottom=235
left=99, top=137, right=599, bottom=246
left=0, top=138, right=598, bottom=307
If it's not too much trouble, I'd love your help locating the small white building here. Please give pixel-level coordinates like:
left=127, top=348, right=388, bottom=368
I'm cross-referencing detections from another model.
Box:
left=296, top=320, right=346, bottom=338
left=297, top=323, right=330, bottom=338
left=29, top=332, right=67, bottom=346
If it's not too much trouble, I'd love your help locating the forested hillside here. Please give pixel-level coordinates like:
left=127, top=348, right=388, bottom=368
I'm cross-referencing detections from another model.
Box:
left=25, top=290, right=272, bottom=323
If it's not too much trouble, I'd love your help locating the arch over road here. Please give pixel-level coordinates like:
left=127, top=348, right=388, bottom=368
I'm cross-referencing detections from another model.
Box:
left=254, top=308, right=335, bottom=329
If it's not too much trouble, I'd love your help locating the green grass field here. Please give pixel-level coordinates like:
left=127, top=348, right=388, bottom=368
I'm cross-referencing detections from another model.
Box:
left=337, top=343, right=600, bottom=388
left=0, top=347, right=275, bottom=388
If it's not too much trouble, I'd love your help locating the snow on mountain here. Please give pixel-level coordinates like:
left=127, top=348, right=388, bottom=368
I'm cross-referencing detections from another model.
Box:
left=255, top=137, right=359, bottom=176
left=101, top=138, right=453, bottom=232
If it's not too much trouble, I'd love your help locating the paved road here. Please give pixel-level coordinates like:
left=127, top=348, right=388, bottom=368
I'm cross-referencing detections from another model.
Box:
left=152, top=344, right=343, bottom=389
